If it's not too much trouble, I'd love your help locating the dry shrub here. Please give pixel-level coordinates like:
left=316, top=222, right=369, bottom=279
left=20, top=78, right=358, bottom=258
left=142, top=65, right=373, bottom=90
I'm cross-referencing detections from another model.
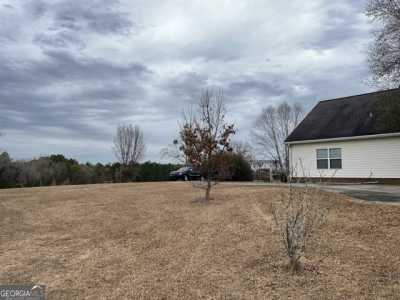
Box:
left=272, top=184, right=330, bottom=272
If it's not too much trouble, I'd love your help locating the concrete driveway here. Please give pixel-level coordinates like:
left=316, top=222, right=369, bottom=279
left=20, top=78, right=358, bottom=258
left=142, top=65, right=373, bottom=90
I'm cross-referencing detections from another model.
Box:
left=235, top=182, right=400, bottom=203
left=318, top=184, right=400, bottom=203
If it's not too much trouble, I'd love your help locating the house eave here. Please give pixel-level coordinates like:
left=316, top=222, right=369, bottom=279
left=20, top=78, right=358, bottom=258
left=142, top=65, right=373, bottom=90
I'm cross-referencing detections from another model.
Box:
left=285, top=132, right=400, bottom=145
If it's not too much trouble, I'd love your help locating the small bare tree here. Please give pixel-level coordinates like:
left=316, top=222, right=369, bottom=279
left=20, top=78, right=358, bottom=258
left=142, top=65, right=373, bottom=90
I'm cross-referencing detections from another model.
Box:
left=178, top=89, right=235, bottom=201
left=271, top=177, right=330, bottom=272
left=366, top=0, right=400, bottom=87
left=113, top=124, right=145, bottom=166
left=252, top=102, right=303, bottom=178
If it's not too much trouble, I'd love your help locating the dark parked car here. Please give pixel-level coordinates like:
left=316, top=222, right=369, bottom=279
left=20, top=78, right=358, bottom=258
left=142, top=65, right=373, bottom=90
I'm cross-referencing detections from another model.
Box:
left=169, top=166, right=201, bottom=181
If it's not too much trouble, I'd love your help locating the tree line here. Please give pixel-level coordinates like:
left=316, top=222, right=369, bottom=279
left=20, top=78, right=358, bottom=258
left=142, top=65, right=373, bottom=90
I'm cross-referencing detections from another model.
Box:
left=0, top=152, right=181, bottom=189
left=0, top=149, right=253, bottom=189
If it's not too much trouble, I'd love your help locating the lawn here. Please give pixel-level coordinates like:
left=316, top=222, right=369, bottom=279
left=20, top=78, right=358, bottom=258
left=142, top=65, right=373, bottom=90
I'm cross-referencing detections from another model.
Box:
left=0, top=182, right=399, bottom=299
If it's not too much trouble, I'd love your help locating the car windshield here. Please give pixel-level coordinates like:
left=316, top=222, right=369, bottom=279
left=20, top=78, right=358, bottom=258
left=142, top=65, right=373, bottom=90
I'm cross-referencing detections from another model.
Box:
left=177, top=167, right=190, bottom=172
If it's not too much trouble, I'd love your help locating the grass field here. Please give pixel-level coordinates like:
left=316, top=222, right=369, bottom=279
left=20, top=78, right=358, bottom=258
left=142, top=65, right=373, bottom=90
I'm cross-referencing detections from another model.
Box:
left=0, top=182, right=399, bottom=299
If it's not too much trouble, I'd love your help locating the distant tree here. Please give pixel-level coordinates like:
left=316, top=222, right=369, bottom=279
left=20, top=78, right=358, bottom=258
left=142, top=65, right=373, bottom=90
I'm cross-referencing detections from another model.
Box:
left=113, top=124, right=145, bottom=166
left=17, top=161, right=39, bottom=187
left=252, top=102, right=303, bottom=178
left=52, top=162, right=69, bottom=185
left=49, top=154, right=68, bottom=164
left=113, top=124, right=145, bottom=181
left=232, top=141, right=255, bottom=165
left=108, top=162, right=121, bottom=182
left=67, top=164, right=93, bottom=185
left=366, top=0, right=400, bottom=87
left=0, top=152, right=19, bottom=188
left=17, top=157, right=67, bottom=187
left=93, top=163, right=107, bottom=183
left=178, top=90, right=235, bottom=201
left=35, top=157, right=56, bottom=186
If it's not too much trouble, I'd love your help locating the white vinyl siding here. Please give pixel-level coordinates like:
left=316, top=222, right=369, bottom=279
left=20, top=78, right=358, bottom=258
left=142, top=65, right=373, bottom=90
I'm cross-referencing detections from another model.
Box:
left=289, top=136, right=400, bottom=178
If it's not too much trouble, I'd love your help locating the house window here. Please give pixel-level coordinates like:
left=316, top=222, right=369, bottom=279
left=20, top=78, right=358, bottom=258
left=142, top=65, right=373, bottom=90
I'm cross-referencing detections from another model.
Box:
left=316, top=149, right=328, bottom=169
left=316, top=148, right=342, bottom=169
left=329, top=148, right=342, bottom=169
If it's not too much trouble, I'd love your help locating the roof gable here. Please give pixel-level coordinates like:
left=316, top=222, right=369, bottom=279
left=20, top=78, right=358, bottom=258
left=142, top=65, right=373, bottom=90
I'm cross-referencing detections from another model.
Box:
left=285, top=89, right=400, bottom=143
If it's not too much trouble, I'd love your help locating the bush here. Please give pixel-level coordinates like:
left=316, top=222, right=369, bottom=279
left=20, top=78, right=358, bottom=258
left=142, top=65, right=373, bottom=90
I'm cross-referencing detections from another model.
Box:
left=214, top=153, right=253, bottom=181
left=229, top=154, right=253, bottom=181
left=271, top=184, right=330, bottom=272
left=137, top=162, right=181, bottom=182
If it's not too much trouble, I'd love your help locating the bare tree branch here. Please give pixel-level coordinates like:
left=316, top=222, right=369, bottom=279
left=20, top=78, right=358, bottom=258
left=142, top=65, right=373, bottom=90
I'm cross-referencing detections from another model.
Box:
left=113, top=124, right=145, bottom=166
left=366, top=0, right=400, bottom=87
left=252, top=102, right=303, bottom=178
left=271, top=180, right=330, bottom=272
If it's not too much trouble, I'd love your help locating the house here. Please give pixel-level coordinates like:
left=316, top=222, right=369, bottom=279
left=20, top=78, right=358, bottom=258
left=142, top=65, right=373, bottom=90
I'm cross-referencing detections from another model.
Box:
left=285, top=89, right=400, bottom=183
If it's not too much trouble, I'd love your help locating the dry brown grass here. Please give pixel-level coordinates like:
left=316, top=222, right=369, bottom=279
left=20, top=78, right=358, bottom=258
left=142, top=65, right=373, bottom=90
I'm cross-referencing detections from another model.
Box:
left=0, top=182, right=399, bottom=299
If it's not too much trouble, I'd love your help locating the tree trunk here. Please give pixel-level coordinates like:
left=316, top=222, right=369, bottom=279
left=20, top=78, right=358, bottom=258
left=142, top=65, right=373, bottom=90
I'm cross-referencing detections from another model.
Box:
left=288, top=256, right=301, bottom=273
left=205, top=179, right=211, bottom=201
left=205, top=158, right=212, bottom=201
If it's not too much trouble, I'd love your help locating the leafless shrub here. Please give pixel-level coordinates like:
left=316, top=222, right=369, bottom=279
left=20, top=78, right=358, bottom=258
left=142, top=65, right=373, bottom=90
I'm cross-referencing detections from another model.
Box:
left=271, top=182, right=330, bottom=272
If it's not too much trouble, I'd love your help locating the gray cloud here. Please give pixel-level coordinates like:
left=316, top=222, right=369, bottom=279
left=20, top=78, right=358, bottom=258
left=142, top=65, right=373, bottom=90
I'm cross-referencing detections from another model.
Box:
left=0, top=46, right=151, bottom=147
left=33, top=32, right=86, bottom=49
left=26, top=0, right=134, bottom=34
left=0, top=50, right=148, bottom=90
left=25, top=0, right=137, bottom=53
left=0, top=0, right=374, bottom=163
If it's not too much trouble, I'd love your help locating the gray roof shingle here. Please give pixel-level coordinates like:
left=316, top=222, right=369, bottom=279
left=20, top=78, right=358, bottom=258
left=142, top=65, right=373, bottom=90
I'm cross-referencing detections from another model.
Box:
left=285, top=88, right=400, bottom=143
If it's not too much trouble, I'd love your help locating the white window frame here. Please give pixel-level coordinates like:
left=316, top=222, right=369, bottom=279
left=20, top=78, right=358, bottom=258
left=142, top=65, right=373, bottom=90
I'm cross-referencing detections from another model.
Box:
left=316, top=149, right=329, bottom=169
left=328, top=148, right=342, bottom=169
left=316, top=148, right=342, bottom=170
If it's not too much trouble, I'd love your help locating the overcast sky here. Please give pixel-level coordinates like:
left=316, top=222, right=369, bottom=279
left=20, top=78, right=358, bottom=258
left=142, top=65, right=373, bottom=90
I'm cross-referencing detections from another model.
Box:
left=0, top=0, right=374, bottom=163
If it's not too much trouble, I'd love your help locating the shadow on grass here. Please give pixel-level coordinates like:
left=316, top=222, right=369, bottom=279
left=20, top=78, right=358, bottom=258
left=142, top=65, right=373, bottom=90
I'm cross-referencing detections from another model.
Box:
left=244, top=253, right=322, bottom=277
